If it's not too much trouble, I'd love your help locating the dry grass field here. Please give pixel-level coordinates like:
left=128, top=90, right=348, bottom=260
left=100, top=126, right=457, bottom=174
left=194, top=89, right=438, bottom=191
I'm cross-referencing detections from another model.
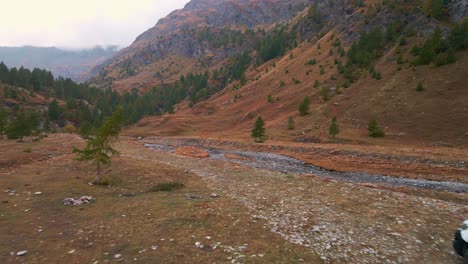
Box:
left=1, top=134, right=466, bottom=263
left=0, top=134, right=322, bottom=263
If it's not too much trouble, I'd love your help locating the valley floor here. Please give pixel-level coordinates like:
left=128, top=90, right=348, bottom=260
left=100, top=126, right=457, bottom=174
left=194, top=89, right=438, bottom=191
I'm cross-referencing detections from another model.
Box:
left=0, top=134, right=467, bottom=263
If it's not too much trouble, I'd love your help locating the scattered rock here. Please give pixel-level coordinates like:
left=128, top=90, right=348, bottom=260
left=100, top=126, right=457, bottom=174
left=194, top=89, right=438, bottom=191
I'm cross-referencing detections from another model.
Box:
left=117, top=193, right=136, bottom=197
left=33, top=192, right=42, bottom=195
left=151, top=245, right=158, bottom=251
left=210, top=193, right=220, bottom=198
left=68, top=249, right=76, bottom=254
left=185, top=194, right=202, bottom=200
left=63, top=196, right=95, bottom=206
left=16, top=250, right=28, bottom=256
left=224, top=153, right=253, bottom=162
left=114, top=254, right=123, bottom=259
left=195, top=242, right=204, bottom=249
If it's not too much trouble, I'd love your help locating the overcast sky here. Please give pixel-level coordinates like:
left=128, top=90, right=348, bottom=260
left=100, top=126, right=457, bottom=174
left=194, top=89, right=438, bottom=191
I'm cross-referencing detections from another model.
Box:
left=1, top=0, right=190, bottom=49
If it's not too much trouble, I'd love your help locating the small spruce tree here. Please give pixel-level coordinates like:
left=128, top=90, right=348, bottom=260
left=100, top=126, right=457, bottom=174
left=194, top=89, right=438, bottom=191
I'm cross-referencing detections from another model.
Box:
left=288, top=116, right=295, bottom=130
left=314, top=80, right=320, bottom=88
left=329, top=117, right=340, bottom=138
left=251, top=116, right=266, bottom=143
left=48, top=99, right=62, bottom=121
left=73, top=108, right=124, bottom=182
left=299, top=96, right=311, bottom=116
left=423, top=0, right=444, bottom=19
left=368, top=117, right=385, bottom=138
left=5, top=110, right=40, bottom=141
left=267, top=94, right=274, bottom=103
left=416, top=82, right=425, bottom=92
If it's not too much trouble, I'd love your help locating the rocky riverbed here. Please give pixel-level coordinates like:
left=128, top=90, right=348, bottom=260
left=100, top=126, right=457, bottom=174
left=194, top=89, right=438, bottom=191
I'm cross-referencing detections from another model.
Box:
left=144, top=141, right=468, bottom=194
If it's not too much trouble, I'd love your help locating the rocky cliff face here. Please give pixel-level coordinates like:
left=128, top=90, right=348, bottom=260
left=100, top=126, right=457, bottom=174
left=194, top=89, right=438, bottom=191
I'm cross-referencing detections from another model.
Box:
left=136, top=0, right=307, bottom=42
left=91, top=0, right=462, bottom=91
left=448, top=0, right=468, bottom=22
left=90, top=0, right=311, bottom=90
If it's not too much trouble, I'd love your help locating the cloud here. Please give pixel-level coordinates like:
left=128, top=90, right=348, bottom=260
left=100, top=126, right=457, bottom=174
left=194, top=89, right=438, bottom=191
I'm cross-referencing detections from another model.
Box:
left=0, top=0, right=190, bottom=48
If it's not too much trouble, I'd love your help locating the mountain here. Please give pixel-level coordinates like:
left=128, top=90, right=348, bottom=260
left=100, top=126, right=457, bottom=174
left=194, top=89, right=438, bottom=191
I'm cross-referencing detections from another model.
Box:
left=90, top=0, right=311, bottom=91
left=0, top=46, right=118, bottom=82
left=91, top=0, right=468, bottom=146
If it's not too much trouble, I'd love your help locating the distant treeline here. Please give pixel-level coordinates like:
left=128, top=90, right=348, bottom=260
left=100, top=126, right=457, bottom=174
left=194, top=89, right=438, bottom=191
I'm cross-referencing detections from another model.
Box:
left=0, top=62, right=189, bottom=139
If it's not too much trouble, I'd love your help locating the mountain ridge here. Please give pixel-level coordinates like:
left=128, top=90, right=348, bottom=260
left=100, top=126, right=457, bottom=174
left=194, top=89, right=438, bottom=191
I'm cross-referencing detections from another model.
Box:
left=90, top=0, right=468, bottom=145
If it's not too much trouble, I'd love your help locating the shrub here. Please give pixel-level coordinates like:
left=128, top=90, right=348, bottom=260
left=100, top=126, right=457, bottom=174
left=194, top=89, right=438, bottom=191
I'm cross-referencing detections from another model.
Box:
left=64, top=124, right=77, bottom=134
left=267, top=94, right=274, bottom=103
left=399, top=37, right=407, bottom=46
left=298, top=96, right=311, bottom=116
left=314, top=80, right=320, bottom=88
left=319, top=87, right=330, bottom=101
left=416, top=82, right=425, bottom=92
left=329, top=117, right=340, bottom=138
left=149, top=182, right=185, bottom=192
left=288, top=116, right=295, bottom=130
left=368, top=117, right=385, bottom=137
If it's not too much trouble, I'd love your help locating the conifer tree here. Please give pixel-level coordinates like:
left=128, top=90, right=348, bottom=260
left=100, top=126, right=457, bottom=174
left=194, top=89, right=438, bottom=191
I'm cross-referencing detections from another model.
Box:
left=48, top=99, right=62, bottom=121
left=288, top=116, right=295, bottom=130
left=299, top=96, right=311, bottom=116
left=251, top=116, right=266, bottom=143
left=5, top=110, right=40, bottom=141
left=329, top=117, right=340, bottom=138
left=423, top=0, right=444, bottom=19
left=368, top=117, right=385, bottom=138
left=73, top=107, right=123, bottom=182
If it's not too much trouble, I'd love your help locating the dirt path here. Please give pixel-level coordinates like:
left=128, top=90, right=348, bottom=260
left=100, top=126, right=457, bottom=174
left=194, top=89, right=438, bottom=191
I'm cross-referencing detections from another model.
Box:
left=123, top=138, right=468, bottom=264
left=143, top=140, right=468, bottom=193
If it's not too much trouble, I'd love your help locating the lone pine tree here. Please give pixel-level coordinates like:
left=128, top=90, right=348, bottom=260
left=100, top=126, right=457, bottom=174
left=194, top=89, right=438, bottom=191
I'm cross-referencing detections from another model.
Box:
left=368, top=117, right=385, bottom=138
left=251, top=116, right=266, bottom=143
left=73, top=107, right=124, bottom=182
left=329, top=116, right=340, bottom=138
left=288, top=116, right=295, bottom=130
left=299, top=96, right=311, bottom=116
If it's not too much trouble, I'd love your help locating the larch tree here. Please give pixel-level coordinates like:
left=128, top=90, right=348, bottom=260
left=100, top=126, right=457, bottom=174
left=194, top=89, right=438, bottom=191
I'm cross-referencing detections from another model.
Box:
left=329, top=116, right=340, bottom=138
left=298, top=96, right=311, bottom=116
left=73, top=107, right=123, bottom=182
left=368, top=117, right=385, bottom=138
left=251, top=116, right=266, bottom=143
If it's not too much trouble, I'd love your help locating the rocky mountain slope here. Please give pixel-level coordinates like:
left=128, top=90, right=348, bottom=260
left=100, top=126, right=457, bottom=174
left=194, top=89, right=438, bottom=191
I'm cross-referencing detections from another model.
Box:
left=92, top=0, right=468, bottom=146
left=90, top=0, right=312, bottom=91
